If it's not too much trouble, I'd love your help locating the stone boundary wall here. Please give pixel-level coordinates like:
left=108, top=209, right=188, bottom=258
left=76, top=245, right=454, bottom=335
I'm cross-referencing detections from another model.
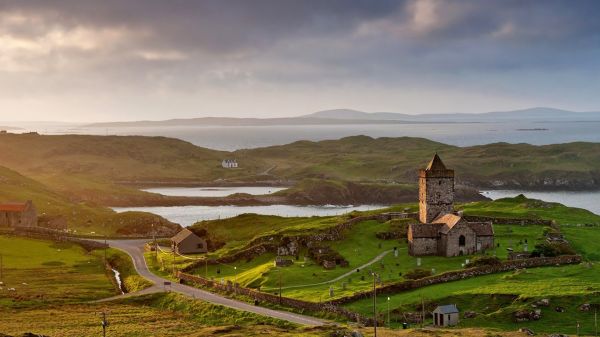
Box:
left=328, top=255, right=581, bottom=305
left=0, top=227, right=108, bottom=250
left=463, top=215, right=553, bottom=226
left=176, top=271, right=375, bottom=325
left=183, top=214, right=390, bottom=272
left=177, top=255, right=580, bottom=326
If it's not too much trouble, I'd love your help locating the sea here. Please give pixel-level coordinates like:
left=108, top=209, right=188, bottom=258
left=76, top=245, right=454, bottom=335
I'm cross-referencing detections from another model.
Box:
left=7, top=120, right=600, bottom=151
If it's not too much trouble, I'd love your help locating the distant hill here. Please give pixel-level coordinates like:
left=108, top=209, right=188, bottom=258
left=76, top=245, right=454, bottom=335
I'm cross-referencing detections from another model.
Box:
left=0, top=165, right=178, bottom=235
left=84, top=107, right=600, bottom=128
left=0, top=133, right=599, bottom=211
left=85, top=116, right=416, bottom=128
left=303, top=107, right=600, bottom=122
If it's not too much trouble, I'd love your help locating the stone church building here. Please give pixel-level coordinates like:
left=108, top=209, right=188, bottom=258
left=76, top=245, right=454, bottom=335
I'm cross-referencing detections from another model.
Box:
left=408, top=155, right=494, bottom=257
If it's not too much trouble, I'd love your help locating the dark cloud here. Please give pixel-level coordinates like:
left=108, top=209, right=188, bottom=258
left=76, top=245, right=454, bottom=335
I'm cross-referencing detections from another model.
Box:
left=0, top=0, right=599, bottom=120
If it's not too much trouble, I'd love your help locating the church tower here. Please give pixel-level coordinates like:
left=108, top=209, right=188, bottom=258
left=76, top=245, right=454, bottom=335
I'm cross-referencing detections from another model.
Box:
left=419, top=154, right=455, bottom=223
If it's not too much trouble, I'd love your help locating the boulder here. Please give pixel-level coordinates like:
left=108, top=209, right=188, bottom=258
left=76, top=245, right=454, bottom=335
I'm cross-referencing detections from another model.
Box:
left=463, top=311, right=477, bottom=319
left=535, top=299, right=550, bottom=307
left=579, top=303, right=591, bottom=312
left=518, top=327, right=535, bottom=336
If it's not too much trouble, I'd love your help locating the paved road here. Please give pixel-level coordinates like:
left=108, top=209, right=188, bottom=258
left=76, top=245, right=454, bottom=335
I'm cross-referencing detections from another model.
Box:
left=104, top=239, right=328, bottom=326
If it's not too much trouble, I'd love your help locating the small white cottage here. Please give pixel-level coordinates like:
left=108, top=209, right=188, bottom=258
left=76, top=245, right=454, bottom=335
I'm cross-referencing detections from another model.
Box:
left=433, top=304, right=459, bottom=327
left=221, top=159, right=239, bottom=168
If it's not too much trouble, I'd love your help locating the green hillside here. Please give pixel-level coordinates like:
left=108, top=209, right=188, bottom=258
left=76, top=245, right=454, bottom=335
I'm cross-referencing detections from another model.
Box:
left=0, top=165, right=178, bottom=235
left=0, top=133, right=599, bottom=208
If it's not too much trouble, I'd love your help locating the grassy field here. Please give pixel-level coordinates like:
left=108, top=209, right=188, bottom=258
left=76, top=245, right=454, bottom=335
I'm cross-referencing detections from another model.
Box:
left=344, top=263, right=600, bottom=335
left=0, top=292, right=341, bottom=337
left=0, top=235, right=117, bottom=309
left=182, top=212, right=546, bottom=302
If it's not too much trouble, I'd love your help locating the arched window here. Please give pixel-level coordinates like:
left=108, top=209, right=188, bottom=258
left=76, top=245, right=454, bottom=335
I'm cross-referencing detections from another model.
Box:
left=459, top=235, right=466, bottom=247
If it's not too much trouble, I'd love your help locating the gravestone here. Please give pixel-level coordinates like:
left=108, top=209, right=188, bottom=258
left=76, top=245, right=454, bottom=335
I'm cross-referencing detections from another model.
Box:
left=329, top=286, right=334, bottom=297
left=416, top=258, right=421, bottom=266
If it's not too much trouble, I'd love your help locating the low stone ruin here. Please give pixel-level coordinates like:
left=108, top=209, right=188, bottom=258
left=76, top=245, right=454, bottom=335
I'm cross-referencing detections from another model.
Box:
left=513, top=309, right=542, bottom=322
left=308, top=245, right=349, bottom=270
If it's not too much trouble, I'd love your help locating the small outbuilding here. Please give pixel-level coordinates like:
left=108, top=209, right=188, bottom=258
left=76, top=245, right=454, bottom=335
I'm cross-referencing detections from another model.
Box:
left=171, top=228, right=207, bottom=254
left=0, top=200, right=38, bottom=228
left=433, top=304, right=459, bottom=327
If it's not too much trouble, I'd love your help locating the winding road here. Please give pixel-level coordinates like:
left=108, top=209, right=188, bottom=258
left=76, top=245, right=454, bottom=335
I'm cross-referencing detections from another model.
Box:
left=102, top=239, right=328, bottom=326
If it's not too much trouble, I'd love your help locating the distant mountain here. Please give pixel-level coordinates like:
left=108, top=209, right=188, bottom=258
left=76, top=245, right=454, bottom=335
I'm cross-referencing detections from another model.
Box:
left=85, top=107, right=600, bottom=128
left=0, top=126, right=23, bottom=131
left=303, top=107, right=600, bottom=122
left=85, top=116, right=419, bottom=128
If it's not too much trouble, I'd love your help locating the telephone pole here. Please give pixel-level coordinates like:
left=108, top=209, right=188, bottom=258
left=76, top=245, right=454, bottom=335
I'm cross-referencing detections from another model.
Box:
left=100, top=311, right=109, bottom=337
left=372, top=272, right=378, bottom=337
left=279, top=269, right=282, bottom=304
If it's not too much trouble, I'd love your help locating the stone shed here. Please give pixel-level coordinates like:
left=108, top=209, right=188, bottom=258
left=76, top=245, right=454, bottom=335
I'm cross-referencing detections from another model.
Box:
left=433, top=304, right=459, bottom=327
left=0, top=200, right=38, bottom=228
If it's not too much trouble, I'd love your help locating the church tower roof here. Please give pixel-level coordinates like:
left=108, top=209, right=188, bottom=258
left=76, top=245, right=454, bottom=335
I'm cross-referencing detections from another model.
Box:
left=426, top=153, right=447, bottom=171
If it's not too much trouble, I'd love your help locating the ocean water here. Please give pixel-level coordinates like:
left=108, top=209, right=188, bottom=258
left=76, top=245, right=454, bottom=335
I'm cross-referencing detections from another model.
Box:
left=142, top=186, right=287, bottom=197
left=481, top=190, right=600, bottom=215
left=11, top=121, right=600, bottom=150
left=112, top=204, right=383, bottom=227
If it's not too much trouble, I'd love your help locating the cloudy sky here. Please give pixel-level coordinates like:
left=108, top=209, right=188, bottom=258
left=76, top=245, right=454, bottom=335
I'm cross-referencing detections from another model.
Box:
left=0, top=0, right=599, bottom=122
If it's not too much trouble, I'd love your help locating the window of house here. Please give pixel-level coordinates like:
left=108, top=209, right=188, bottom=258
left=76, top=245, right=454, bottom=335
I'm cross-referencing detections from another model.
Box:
left=197, top=243, right=204, bottom=249
left=459, top=235, right=466, bottom=246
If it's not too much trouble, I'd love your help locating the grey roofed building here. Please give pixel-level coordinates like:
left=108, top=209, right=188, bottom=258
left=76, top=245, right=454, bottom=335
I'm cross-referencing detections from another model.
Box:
left=171, top=228, right=208, bottom=254
left=433, top=304, right=460, bottom=327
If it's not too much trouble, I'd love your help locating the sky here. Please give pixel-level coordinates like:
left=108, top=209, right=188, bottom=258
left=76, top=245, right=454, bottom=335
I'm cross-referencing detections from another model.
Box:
left=0, top=0, right=599, bottom=122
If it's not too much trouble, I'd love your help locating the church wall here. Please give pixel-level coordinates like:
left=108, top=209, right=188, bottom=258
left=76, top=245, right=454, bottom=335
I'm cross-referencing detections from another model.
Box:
left=444, top=223, right=477, bottom=257
left=410, top=237, right=439, bottom=256
left=477, top=236, right=495, bottom=252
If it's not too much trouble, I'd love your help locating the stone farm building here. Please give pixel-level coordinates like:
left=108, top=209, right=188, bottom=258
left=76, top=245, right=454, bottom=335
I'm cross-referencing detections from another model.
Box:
left=408, top=154, right=494, bottom=257
left=0, top=200, right=38, bottom=228
left=433, top=304, right=460, bottom=327
left=221, top=159, right=238, bottom=168
left=171, top=228, right=208, bottom=254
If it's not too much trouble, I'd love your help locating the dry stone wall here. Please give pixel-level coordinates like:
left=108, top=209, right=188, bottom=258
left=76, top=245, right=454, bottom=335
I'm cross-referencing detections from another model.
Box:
left=329, top=255, right=582, bottom=305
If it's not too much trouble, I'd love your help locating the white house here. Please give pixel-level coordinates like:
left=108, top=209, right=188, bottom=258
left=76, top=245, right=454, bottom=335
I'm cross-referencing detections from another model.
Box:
left=221, top=159, right=238, bottom=168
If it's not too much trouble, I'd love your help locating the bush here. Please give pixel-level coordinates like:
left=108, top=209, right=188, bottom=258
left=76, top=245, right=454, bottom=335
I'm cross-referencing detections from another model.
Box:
left=404, top=268, right=432, bottom=280
left=531, top=242, right=576, bottom=257
left=465, top=256, right=501, bottom=268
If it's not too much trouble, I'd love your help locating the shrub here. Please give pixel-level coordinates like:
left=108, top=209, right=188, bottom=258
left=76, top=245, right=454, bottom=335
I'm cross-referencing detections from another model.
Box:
left=465, top=256, right=501, bottom=268
left=531, top=242, right=576, bottom=257
left=404, top=268, right=432, bottom=280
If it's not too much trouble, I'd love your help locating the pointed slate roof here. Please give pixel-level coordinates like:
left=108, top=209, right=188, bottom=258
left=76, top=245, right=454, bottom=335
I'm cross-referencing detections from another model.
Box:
left=426, top=153, right=447, bottom=171
left=171, top=228, right=200, bottom=244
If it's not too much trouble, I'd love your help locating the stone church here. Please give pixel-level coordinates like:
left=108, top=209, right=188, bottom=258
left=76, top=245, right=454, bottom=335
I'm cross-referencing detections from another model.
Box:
left=408, top=154, right=494, bottom=257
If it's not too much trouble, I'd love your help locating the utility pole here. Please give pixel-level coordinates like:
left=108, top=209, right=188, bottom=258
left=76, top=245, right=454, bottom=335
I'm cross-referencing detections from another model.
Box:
left=372, top=272, right=378, bottom=337
left=152, top=224, right=157, bottom=260
left=234, top=266, right=237, bottom=296
left=421, top=294, right=425, bottom=328
left=0, top=254, right=3, bottom=282
left=279, top=268, right=282, bottom=305
left=100, top=311, right=109, bottom=337
left=387, top=296, right=391, bottom=328
left=172, top=248, right=176, bottom=276
left=595, top=307, right=598, bottom=337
